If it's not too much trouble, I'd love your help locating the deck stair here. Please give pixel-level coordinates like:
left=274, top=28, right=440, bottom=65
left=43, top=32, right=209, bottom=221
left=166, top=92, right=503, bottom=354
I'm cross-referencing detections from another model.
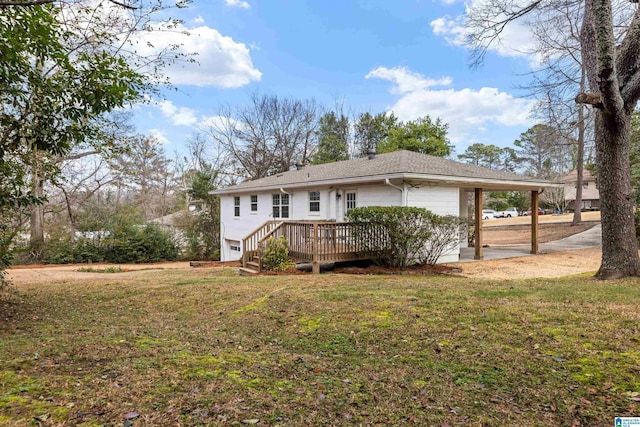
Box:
left=241, top=220, right=387, bottom=274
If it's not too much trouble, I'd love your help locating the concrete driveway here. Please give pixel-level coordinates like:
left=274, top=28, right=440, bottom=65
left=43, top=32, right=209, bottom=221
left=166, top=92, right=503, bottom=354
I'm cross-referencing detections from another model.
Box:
left=458, top=224, right=602, bottom=262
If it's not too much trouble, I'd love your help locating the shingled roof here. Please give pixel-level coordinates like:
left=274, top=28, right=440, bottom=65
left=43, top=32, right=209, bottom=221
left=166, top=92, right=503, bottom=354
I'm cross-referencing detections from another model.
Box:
left=214, top=150, right=558, bottom=194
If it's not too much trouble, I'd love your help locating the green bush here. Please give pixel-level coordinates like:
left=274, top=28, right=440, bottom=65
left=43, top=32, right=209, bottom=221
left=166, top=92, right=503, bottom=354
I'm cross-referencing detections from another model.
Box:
left=262, top=236, right=295, bottom=271
left=174, top=211, right=220, bottom=261
left=347, top=206, right=432, bottom=267
left=422, top=213, right=467, bottom=265
left=41, top=224, right=178, bottom=264
left=347, top=206, right=464, bottom=267
left=104, top=224, right=178, bottom=263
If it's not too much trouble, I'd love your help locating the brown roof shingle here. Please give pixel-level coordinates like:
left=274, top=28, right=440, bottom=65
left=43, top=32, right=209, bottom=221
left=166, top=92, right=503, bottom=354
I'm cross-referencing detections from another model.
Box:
left=215, top=150, right=557, bottom=193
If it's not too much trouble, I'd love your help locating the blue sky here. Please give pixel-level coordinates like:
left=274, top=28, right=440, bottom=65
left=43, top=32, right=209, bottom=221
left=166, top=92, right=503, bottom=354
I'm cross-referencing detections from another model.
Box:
left=134, top=0, right=539, bottom=157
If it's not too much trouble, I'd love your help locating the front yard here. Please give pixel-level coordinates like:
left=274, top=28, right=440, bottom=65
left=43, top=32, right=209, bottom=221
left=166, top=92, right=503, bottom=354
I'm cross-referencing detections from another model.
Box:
left=1, top=263, right=639, bottom=425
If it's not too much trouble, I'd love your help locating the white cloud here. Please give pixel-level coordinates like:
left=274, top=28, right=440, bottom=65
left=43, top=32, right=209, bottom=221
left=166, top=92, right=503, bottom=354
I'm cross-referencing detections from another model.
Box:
left=225, top=0, right=250, bottom=9
left=193, top=15, right=205, bottom=24
left=367, top=67, right=534, bottom=145
left=131, top=23, right=262, bottom=88
left=149, top=128, right=171, bottom=145
left=157, top=100, right=198, bottom=126
left=365, top=66, right=451, bottom=94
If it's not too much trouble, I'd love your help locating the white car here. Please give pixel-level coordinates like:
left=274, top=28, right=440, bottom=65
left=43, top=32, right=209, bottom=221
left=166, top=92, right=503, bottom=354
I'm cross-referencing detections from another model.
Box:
left=496, top=207, right=520, bottom=218
left=482, top=209, right=497, bottom=220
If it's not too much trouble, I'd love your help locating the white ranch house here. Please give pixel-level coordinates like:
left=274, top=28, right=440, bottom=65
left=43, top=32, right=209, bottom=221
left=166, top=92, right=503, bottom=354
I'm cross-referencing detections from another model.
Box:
left=213, top=150, right=558, bottom=273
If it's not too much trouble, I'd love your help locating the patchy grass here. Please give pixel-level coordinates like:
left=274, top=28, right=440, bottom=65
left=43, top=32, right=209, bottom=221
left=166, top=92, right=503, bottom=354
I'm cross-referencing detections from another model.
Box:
left=76, top=266, right=124, bottom=274
left=1, top=267, right=639, bottom=426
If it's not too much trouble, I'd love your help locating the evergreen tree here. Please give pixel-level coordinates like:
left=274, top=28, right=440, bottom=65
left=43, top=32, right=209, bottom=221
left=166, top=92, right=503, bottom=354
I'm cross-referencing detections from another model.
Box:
left=379, top=116, right=452, bottom=157
left=311, top=112, right=350, bottom=164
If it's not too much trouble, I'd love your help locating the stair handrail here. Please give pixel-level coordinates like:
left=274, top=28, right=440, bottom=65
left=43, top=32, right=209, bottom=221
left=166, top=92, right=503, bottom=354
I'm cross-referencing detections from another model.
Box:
left=255, top=222, right=285, bottom=272
left=242, top=220, right=281, bottom=268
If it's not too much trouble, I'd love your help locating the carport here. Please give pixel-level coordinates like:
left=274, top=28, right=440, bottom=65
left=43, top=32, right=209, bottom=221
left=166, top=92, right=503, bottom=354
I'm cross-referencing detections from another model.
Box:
left=466, top=183, right=563, bottom=260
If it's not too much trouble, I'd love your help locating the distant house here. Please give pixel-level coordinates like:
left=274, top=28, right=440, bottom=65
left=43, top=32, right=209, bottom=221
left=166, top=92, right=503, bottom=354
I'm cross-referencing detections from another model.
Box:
left=148, top=210, right=190, bottom=248
left=561, top=169, right=600, bottom=211
left=212, top=150, right=559, bottom=272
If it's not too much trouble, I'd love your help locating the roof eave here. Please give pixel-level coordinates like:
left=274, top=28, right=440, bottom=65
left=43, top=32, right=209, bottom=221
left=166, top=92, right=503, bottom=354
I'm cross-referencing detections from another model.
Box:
left=211, top=172, right=562, bottom=195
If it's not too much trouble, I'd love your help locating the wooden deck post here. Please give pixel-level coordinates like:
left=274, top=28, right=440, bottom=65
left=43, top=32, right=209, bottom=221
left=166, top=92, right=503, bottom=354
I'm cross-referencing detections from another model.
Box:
left=312, top=222, right=320, bottom=274
left=242, top=239, right=247, bottom=268
left=531, top=190, right=539, bottom=254
left=474, top=188, right=483, bottom=260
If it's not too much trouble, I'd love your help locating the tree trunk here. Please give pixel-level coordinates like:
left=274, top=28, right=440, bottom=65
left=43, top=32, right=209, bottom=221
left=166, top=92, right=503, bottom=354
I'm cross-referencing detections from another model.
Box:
left=578, top=0, right=640, bottom=279
left=29, top=168, right=45, bottom=253
left=572, top=103, right=585, bottom=225
left=572, top=70, right=587, bottom=226
left=594, top=110, right=639, bottom=279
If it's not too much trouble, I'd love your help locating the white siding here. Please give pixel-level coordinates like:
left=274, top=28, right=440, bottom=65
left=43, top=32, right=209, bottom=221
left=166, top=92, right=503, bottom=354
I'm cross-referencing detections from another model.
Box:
left=220, top=188, right=336, bottom=261
left=407, top=186, right=461, bottom=262
left=356, top=185, right=402, bottom=208
left=406, top=186, right=459, bottom=215
left=219, top=183, right=462, bottom=263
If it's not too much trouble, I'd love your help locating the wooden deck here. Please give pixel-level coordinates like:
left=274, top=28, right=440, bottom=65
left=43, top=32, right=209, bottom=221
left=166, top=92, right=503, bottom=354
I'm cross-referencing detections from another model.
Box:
left=242, top=221, right=387, bottom=273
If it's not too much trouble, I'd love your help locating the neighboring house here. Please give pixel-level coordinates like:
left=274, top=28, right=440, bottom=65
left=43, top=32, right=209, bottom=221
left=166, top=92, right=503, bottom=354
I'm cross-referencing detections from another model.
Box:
left=561, top=169, right=600, bottom=211
left=212, top=150, right=558, bottom=269
left=148, top=210, right=190, bottom=248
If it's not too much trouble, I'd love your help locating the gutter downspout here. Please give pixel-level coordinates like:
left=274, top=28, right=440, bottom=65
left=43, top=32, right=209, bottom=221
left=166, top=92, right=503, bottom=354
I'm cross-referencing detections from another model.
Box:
left=385, top=178, right=405, bottom=206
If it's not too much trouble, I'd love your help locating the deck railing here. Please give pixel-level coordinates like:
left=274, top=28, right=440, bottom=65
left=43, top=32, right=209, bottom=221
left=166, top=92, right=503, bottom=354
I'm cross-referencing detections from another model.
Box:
left=242, top=220, right=283, bottom=267
left=243, top=221, right=389, bottom=273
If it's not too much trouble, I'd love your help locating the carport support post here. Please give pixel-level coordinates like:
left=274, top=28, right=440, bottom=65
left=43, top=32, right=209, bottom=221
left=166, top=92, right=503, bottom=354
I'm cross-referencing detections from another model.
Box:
left=531, top=190, right=539, bottom=254
left=474, top=188, right=483, bottom=260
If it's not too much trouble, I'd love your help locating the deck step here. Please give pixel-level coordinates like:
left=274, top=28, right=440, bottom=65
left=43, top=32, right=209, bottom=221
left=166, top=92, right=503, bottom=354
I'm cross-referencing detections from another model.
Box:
left=239, top=267, right=259, bottom=276
left=246, top=261, right=260, bottom=269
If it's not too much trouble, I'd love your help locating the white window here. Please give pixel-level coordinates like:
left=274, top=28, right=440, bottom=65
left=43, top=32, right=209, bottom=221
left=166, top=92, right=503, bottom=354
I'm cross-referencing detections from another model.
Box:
left=250, top=195, right=258, bottom=213
left=228, top=240, right=241, bottom=252
left=345, top=192, right=357, bottom=213
left=234, top=196, right=240, bottom=217
left=272, top=193, right=290, bottom=218
left=309, top=191, right=320, bottom=213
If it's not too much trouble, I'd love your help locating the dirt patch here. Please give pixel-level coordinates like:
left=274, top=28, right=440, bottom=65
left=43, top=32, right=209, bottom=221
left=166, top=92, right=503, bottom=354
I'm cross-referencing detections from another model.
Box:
left=454, top=247, right=603, bottom=280
left=334, top=263, right=462, bottom=276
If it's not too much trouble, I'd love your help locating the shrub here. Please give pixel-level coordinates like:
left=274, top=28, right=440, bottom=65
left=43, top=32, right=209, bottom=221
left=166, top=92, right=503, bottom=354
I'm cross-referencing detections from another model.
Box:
left=104, top=224, right=178, bottom=263
left=347, top=206, right=464, bottom=267
left=347, top=206, right=432, bottom=267
left=41, top=224, right=178, bottom=264
left=174, top=211, right=220, bottom=261
left=422, top=213, right=467, bottom=265
left=262, top=236, right=295, bottom=271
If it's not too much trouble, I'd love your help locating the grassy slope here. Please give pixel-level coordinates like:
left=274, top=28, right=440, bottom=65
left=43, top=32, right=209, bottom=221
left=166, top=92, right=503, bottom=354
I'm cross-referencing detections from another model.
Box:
left=1, top=268, right=639, bottom=426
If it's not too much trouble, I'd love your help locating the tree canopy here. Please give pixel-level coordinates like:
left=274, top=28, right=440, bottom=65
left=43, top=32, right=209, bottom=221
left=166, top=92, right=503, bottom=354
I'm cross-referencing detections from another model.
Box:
left=378, top=116, right=452, bottom=157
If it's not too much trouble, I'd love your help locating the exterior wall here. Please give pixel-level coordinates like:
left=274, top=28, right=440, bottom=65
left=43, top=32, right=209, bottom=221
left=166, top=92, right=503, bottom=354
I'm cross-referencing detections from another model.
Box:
left=219, top=182, right=462, bottom=263
left=406, top=185, right=459, bottom=215
left=220, top=187, right=336, bottom=261
left=406, top=185, right=461, bottom=263
left=562, top=170, right=599, bottom=212
left=564, top=179, right=599, bottom=202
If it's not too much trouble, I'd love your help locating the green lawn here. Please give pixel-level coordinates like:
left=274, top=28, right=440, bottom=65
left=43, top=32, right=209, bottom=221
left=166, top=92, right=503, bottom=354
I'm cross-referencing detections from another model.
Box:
left=1, top=268, right=639, bottom=426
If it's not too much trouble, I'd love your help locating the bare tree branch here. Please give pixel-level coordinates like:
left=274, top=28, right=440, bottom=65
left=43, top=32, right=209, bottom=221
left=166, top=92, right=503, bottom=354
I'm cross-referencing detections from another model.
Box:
left=0, top=0, right=136, bottom=9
